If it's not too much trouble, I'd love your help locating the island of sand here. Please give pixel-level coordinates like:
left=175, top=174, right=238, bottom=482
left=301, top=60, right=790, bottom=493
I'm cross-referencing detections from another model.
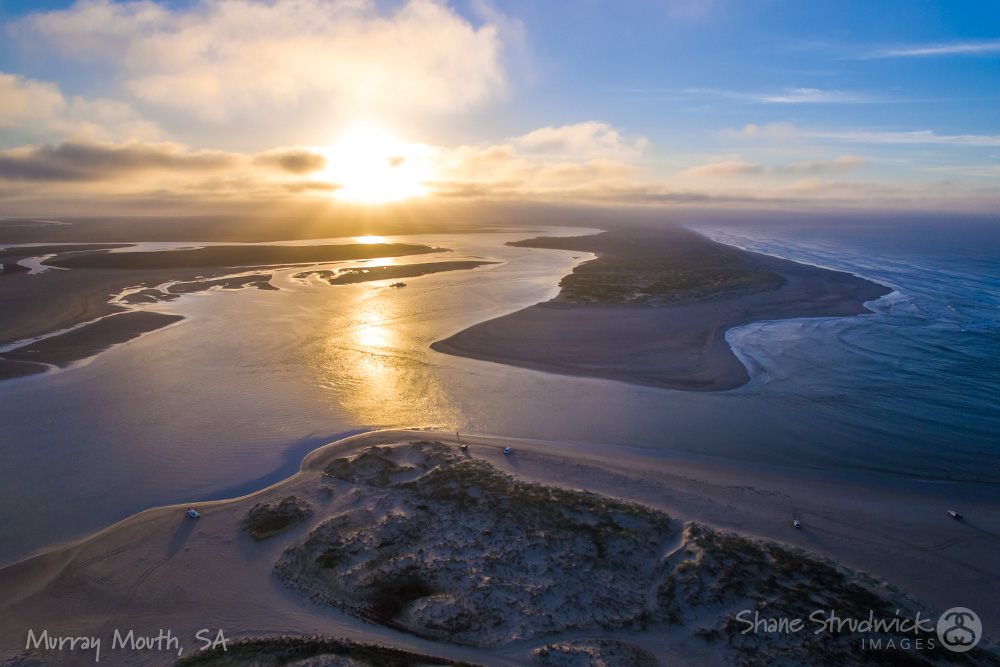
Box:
left=294, top=260, right=498, bottom=285
left=0, top=241, right=447, bottom=381
left=432, top=227, right=892, bottom=391
left=1, top=431, right=998, bottom=666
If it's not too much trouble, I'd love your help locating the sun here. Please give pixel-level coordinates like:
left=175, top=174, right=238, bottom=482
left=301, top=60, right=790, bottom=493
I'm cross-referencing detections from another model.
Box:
left=317, top=126, right=434, bottom=203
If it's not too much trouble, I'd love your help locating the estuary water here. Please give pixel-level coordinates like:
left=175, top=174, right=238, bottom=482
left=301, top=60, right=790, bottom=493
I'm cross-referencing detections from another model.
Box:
left=0, top=222, right=997, bottom=565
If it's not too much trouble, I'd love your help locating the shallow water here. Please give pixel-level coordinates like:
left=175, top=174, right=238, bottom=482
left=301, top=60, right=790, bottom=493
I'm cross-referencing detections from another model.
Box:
left=0, top=222, right=997, bottom=565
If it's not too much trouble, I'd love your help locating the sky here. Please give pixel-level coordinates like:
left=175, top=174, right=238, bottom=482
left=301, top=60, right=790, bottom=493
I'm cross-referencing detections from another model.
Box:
left=0, top=0, right=998, bottom=215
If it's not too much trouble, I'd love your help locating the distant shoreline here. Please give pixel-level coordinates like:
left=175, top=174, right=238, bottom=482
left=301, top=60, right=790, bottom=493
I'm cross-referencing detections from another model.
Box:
left=432, top=229, right=892, bottom=391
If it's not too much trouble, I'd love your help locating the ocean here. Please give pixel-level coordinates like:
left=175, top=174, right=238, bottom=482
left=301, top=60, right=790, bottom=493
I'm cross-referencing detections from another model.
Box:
left=0, top=220, right=997, bottom=564
left=695, top=219, right=1000, bottom=484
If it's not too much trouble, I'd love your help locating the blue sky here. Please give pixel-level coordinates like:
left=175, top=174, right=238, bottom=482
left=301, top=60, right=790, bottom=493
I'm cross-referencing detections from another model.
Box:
left=0, top=0, right=997, bottom=213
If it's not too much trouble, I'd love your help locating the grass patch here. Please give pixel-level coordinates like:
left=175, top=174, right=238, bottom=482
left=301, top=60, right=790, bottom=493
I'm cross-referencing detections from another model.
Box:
left=508, top=228, right=786, bottom=305
left=368, top=574, right=437, bottom=622
left=241, top=496, right=313, bottom=542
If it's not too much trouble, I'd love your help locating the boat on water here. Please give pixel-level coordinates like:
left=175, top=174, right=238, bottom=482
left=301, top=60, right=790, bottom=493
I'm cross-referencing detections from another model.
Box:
left=948, top=510, right=963, bottom=520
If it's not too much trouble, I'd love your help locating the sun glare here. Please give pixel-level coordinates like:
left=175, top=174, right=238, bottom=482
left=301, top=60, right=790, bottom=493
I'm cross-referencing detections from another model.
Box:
left=318, top=126, right=434, bottom=203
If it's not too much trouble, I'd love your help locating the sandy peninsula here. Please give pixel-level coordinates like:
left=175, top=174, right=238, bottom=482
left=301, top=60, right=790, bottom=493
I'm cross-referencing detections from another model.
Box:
left=432, top=228, right=892, bottom=391
left=0, top=430, right=997, bottom=666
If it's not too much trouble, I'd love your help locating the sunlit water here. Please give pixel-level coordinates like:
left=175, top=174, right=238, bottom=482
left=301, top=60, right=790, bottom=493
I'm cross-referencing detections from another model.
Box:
left=0, top=223, right=997, bottom=564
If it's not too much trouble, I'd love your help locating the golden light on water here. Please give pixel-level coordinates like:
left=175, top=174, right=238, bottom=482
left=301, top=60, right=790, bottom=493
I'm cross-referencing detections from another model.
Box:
left=355, top=235, right=389, bottom=244
left=317, top=126, right=436, bottom=203
left=312, top=292, right=460, bottom=428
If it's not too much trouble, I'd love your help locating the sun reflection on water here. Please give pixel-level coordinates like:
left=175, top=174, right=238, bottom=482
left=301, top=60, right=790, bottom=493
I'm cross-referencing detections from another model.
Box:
left=311, top=290, right=460, bottom=428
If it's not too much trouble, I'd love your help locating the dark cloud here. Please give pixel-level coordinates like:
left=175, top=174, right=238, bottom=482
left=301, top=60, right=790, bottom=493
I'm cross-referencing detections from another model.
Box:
left=254, top=148, right=327, bottom=174
left=284, top=180, right=342, bottom=193
left=0, top=141, right=236, bottom=182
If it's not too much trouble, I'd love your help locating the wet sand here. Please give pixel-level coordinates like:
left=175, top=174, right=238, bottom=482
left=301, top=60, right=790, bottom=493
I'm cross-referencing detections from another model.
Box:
left=295, top=260, right=498, bottom=284
left=45, top=243, right=440, bottom=270
left=433, top=246, right=891, bottom=391
left=1, top=311, right=185, bottom=370
left=0, top=359, right=48, bottom=381
left=0, top=430, right=996, bottom=665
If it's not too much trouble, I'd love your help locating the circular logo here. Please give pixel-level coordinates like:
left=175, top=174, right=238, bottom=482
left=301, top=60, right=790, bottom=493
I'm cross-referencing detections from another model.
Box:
left=937, top=607, right=982, bottom=652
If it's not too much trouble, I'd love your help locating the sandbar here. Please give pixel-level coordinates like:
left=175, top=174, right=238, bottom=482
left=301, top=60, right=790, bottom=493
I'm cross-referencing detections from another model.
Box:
left=433, top=228, right=891, bottom=391
left=295, top=260, right=498, bottom=285
left=2, top=311, right=184, bottom=369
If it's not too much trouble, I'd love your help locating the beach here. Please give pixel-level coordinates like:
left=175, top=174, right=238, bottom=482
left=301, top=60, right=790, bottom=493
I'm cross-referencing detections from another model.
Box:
left=433, top=231, right=891, bottom=391
left=1, top=429, right=997, bottom=666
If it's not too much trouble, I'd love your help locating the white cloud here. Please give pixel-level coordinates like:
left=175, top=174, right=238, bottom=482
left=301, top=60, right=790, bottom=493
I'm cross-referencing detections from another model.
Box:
left=19, top=0, right=507, bottom=123
left=678, top=158, right=763, bottom=178
left=511, top=122, right=648, bottom=159
left=870, top=40, right=1000, bottom=58
left=689, top=87, right=878, bottom=104
left=727, top=123, right=1000, bottom=147
left=0, top=73, right=65, bottom=128
left=678, top=154, right=868, bottom=179
left=752, top=88, right=874, bottom=104
left=923, top=165, right=1000, bottom=178
left=0, top=71, right=158, bottom=144
left=422, top=122, right=647, bottom=199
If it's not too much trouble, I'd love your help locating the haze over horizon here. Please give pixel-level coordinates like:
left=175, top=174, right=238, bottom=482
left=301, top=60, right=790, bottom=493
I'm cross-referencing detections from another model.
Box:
left=0, top=0, right=998, bottom=217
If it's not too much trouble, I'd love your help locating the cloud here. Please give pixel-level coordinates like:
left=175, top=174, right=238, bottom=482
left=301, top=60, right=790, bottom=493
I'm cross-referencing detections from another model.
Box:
left=727, top=123, right=1000, bottom=147
left=0, top=73, right=65, bottom=128
left=254, top=148, right=327, bottom=174
left=0, top=125, right=995, bottom=215
left=418, top=122, right=648, bottom=201
left=433, top=144, right=639, bottom=195
left=18, top=0, right=507, bottom=122
left=0, top=141, right=237, bottom=181
left=688, top=87, right=878, bottom=104
left=678, top=155, right=868, bottom=179
left=868, top=40, right=1000, bottom=58
left=922, top=165, right=1000, bottom=178
left=751, top=88, right=875, bottom=104
left=511, top=122, right=648, bottom=159
left=678, top=159, right=764, bottom=178
left=0, top=71, right=159, bottom=144
left=0, top=140, right=326, bottom=182
left=780, top=155, right=869, bottom=173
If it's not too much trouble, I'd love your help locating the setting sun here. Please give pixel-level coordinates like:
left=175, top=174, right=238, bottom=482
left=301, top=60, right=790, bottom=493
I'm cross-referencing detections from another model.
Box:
left=317, top=126, right=435, bottom=203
